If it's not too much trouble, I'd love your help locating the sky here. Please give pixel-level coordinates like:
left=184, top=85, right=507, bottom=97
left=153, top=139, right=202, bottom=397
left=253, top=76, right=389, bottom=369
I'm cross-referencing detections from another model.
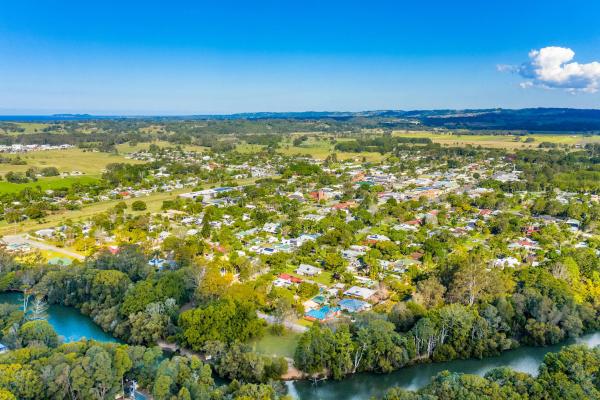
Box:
left=1, top=0, right=600, bottom=115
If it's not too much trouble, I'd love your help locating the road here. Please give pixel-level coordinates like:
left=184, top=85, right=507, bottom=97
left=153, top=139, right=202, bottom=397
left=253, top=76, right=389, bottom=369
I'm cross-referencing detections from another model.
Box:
left=2, top=234, right=85, bottom=260
left=256, top=311, right=308, bottom=333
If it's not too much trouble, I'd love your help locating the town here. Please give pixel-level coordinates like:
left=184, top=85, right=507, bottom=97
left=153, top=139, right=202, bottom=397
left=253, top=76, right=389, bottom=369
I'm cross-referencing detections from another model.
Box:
left=3, top=1, right=600, bottom=397
left=0, top=117, right=599, bottom=399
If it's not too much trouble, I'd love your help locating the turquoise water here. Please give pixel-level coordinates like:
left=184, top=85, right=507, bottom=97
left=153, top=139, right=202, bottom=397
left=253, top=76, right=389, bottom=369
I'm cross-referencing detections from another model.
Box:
left=287, top=332, right=600, bottom=399
left=0, top=292, right=117, bottom=343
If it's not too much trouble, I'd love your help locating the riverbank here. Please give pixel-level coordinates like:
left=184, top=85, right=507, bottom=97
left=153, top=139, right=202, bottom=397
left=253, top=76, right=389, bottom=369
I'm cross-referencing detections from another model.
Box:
left=281, top=358, right=304, bottom=380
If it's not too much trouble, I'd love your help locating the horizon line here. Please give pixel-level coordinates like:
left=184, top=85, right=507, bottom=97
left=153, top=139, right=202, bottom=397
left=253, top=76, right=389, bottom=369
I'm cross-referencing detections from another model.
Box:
left=2, top=106, right=600, bottom=119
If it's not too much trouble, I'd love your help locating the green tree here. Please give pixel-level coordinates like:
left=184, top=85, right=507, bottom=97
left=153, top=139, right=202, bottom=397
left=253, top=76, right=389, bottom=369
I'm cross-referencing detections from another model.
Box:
left=19, top=320, right=59, bottom=348
left=131, top=200, right=147, bottom=211
left=178, top=299, right=264, bottom=349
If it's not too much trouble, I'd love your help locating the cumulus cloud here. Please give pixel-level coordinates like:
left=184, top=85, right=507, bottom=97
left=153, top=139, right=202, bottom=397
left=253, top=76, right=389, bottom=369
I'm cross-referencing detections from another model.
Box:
left=501, top=46, right=600, bottom=93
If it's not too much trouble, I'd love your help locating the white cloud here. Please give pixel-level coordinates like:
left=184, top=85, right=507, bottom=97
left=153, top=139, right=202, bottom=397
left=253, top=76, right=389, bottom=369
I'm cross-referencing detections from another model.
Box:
left=504, top=46, right=600, bottom=93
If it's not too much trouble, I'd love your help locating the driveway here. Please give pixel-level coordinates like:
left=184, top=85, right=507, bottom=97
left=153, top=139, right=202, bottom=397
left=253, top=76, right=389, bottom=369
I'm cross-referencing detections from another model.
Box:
left=2, top=234, right=85, bottom=261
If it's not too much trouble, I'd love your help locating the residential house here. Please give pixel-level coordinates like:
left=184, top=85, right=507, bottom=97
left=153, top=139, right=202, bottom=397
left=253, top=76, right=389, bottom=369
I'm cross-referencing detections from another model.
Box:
left=338, top=298, right=372, bottom=313
left=35, top=228, right=55, bottom=238
left=343, top=286, right=376, bottom=300
left=288, top=192, right=306, bottom=202
left=509, top=238, right=540, bottom=251
left=493, top=256, right=520, bottom=269
left=366, top=234, right=390, bottom=242
left=274, top=274, right=303, bottom=288
left=263, top=222, right=280, bottom=234
left=296, top=263, right=322, bottom=276
left=332, top=201, right=357, bottom=210
left=309, top=190, right=329, bottom=201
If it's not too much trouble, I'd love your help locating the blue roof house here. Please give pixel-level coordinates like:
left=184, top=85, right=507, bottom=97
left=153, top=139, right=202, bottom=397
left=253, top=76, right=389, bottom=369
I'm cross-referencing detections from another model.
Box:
left=339, top=298, right=372, bottom=313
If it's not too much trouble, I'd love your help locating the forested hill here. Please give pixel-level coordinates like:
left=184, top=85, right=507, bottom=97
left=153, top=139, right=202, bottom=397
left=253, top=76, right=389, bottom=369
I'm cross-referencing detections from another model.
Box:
left=2, top=108, right=600, bottom=132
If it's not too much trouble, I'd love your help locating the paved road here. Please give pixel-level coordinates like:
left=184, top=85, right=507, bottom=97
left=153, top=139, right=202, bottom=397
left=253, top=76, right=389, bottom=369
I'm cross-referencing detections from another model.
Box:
left=2, top=234, right=85, bottom=260
left=257, top=311, right=308, bottom=333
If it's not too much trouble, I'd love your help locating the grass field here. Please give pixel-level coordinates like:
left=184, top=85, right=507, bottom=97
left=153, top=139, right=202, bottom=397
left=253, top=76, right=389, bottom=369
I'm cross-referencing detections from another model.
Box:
left=0, top=142, right=206, bottom=178
left=115, top=140, right=210, bottom=154
left=237, top=135, right=386, bottom=162
left=235, top=143, right=266, bottom=154
left=39, top=250, right=76, bottom=262
left=392, top=130, right=600, bottom=149
left=0, top=148, right=144, bottom=176
left=528, top=133, right=600, bottom=144
left=0, top=122, right=51, bottom=135
left=0, top=176, right=100, bottom=194
left=249, top=331, right=301, bottom=358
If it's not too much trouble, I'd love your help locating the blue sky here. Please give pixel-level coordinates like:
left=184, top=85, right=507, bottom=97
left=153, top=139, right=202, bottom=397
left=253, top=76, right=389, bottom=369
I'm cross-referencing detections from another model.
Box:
left=1, top=0, right=600, bottom=114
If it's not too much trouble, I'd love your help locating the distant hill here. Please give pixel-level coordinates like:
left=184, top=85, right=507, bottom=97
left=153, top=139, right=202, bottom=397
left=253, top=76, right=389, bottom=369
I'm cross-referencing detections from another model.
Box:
left=2, top=108, right=600, bottom=132
left=412, top=108, right=600, bottom=132
left=220, top=108, right=600, bottom=131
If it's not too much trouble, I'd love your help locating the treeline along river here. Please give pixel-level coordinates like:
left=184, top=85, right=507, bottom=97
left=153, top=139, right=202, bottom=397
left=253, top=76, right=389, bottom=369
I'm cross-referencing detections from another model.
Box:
left=1, top=291, right=598, bottom=400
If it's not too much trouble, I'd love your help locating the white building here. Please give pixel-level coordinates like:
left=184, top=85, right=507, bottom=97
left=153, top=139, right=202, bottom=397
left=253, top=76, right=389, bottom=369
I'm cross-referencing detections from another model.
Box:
left=296, top=263, right=322, bottom=276
left=343, top=286, right=376, bottom=300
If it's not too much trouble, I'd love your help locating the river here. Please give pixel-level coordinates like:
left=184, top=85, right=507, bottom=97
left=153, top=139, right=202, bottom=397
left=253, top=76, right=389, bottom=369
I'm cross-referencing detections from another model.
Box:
left=0, top=292, right=117, bottom=343
left=1, top=291, right=598, bottom=400
left=287, top=331, right=600, bottom=399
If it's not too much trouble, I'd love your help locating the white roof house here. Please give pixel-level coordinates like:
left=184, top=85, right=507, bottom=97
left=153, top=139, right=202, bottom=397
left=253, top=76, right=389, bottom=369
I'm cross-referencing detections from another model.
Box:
left=366, top=234, right=390, bottom=242
left=296, top=263, right=322, bottom=276
left=273, top=278, right=292, bottom=288
left=263, top=222, right=280, bottom=234
left=35, top=228, right=55, bottom=238
left=493, top=256, right=520, bottom=269
left=343, top=286, right=376, bottom=300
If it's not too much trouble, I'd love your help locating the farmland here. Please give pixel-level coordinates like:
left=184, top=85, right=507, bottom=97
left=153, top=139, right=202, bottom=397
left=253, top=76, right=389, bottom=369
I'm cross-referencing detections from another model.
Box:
left=393, top=130, right=600, bottom=149
left=237, top=135, right=386, bottom=162
left=0, top=122, right=51, bottom=135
